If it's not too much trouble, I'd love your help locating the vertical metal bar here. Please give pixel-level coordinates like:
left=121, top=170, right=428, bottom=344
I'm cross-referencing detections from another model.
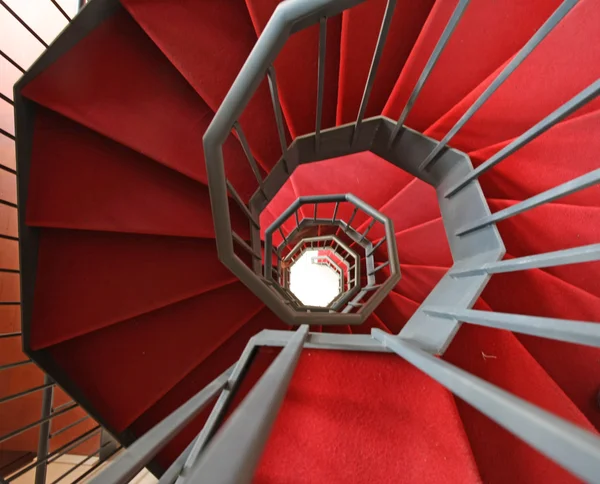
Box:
left=388, top=0, right=471, bottom=148
left=331, top=202, right=340, bottom=222
left=313, top=203, right=318, bottom=220
left=99, top=430, right=118, bottom=464
left=278, top=227, right=288, bottom=246
left=34, top=376, right=54, bottom=484
left=232, top=122, right=267, bottom=198
left=366, top=237, right=385, bottom=257
left=360, top=219, right=376, bottom=242
left=419, top=0, right=579, bottom=170
left=189, top=326, right=309, bottom=484
left=372, top=330, right=600, bottom=482
left=267, top=66, right=290, bottom=173
left=226, top=180, right=260, bottom=229
left=315, top=17, right=327, bottom=152
left=232, top=231, right=262, bottom=260
left=352, top=0, right=397, bottom=145
left=294, top=210, right=300, bottom=228
left=0, top=1, right=49, bottom=47
left=346, top=207, right=359, bottom=227
left=49, top=0, right=71, bottom=21
left=444, top=79, right=600, bottom=197
left=456, top=169, right=600, bottom=236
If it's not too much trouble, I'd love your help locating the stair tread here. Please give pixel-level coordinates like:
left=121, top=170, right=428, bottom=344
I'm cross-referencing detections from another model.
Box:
left=256, top=350, right=481, bottom=483
left=472, top=110, right=600, bottom=207
left=445, top=300, right=596, bottom=483
left=425, top=0, right=600, bottom=153
left=128, top=308, right=287, bottom=469
left=21, top=9, right=258, bottom=199
left=48, top=282, right=264, bottom=432
left=30, top=229, right=237, bottom=349
left=121, top=0, right=280, bottom=170
left=383, top=0, right=565, bottom=132
left=336, top=0, right=434, bottom=125
left=26, top=107, right=249, bottom=239
left=245, top=0, right=341, bottom=138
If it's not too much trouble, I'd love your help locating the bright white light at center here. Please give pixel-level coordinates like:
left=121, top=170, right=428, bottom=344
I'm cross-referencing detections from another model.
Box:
left=289, top=250, right=341, bottom=307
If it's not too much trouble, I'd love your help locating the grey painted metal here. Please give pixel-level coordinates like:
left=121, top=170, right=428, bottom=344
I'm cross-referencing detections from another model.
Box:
left=255, top=329, right=392, bottom=353
left=6, top=426, right=101, bottom=482
left=99, top=430, right=119, bottom=464
left=388, top=0, right=470, bottom=148
left=418, top=0, right=579, bottom=171
left=372, top=330, right=600, bottom=482
left=52, top=400, right=75, bottom=413
left=49, top=443, right=111, bottom=484
left=50, top=415, right=90, bottom=438
left=233, top=122, right=267, bottom=198
left=50, top=0, right=72, bottom=21
left=352, top=0, right=396, bottom=145
left=0, top=49, right=25, bottom=73
left=233, top=231, right=261, bottom=260
left=89, top=367, right=234, bottom=484
left=445, top=79, right=600, bottom=197
left=178, top=336, right=261, bottom=481
left=0, top=92, right=14, bottom=106
left=452, top=244, right=600, bottom=277
left=0, top=127, right=15, bottom=141
left=0, top=331, right=21, bottom=338
left=424, top=307, right=600, bottom=348
left=267, top=66, right=290, bottom=173
left=0, top=0, right=49, bottom=47
left=189, top=326, right=308, bottom=484
left=315, top=17, right=327, bottom=152
left=457, top=169, right=600, bottom=236
left=227, top=180, right=260, bottom=229
left=34, top=376, right=54, bottom=484
left=0, top=359, right=31, bottom=371
left=0, top=380, right=55, bottom=405
left=0, top=402, right=77, bottom=443
left=158, top=439, right=196, bottom=484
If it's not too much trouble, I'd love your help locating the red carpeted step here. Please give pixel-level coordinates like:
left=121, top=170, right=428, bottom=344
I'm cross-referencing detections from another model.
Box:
left=425, top=0, right=600, bottom=153
left=362, top=178, right=440, bottom=238
left=444, top=306, right=597, bottom=483
left=121, top=0, right=280, bottom=170
left=256, top=349, right=481, bottom=483
left=374, top=291, right=419, bottom=333
left=490, top=200, right=600, bottom=298
left=129, top=307, right=287, bottom=468
left=48, top=282, right=264, bottom=433
left=384, top=0, right=564, bottom=132
left=393, top=264, right=446, bottom=303
left=245, top=0, right=341, bottom=138
left=481, top=268, right=600, bottom=430
left=30, top=229, right=238, bottom=349
left=471, top=111, right=600, bottom=207
left=26, top=107, right=248, bottom=238
left=21, top=8, right=257, bottom=199
left=336, top=0, right=434, bottom=125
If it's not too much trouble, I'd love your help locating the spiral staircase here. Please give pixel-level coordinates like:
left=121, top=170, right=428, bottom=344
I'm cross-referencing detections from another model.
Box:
left=8, top=0, right=600, bottom=481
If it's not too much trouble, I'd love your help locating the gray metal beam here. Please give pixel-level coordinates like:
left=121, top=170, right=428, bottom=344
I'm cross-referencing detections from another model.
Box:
left=388, top=0, right=471, bottom=148
left=451, top=244, right=600, bottom=277
left=372, top=329, right=600, bottom=483
left=423, top=307, right=600, bottom=348
left=419, top=0, right=579, bottom=170
left=444, top=79, right=600, bottom=197
left=189, top=326, right=309, bottom=484
left=89, top=367, right=234, bottom=484
left=456, top=169, right=600, bottom=236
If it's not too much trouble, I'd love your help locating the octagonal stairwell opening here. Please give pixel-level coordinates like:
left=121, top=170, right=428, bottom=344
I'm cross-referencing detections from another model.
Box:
left=288, top=249, right=342, bottom=307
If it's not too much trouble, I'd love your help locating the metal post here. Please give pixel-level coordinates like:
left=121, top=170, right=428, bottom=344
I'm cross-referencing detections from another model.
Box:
left=34, top=376, right=54, bottom=484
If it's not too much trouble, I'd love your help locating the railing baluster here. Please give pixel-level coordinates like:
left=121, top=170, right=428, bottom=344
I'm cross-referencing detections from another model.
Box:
left=226, top=180, right=260, bottom=229
left=419, top=0, right=579, bottom=171
left=352, top=0, right=397, bottom=145
left=50, top=415, right=90, bottom=438
left=0, top=381, right=55, bottom=405
left=0, top=331, right=21, bottom=338
left=452, top=244, right=600, bottom=277
left=189, top=326, right=308, bottom=484
left=445, top=80, right=600, bottom=197
left=0, top=1, right=49, bottom=47
left=0, top=402, right=77, bottom=443
left=388, top=0, right=471, bottom=149
left=368, top=261, right=389, bottom=276
left=266, top=66, right=290, bottom=173
left=360, top=219, right=376, bottom=242
left=456, top=169, right=600, bottom=236
left=233, top=231, right=262, bottom=260
left=372, top=330, right=600, bottom=482
left=332, top=201, right=339, bottom=222
left=346, top=207, right=359, bottom=227
left=0, top=359, right=31, bottom=371
left=0, top=92, right=14, bottom=106
left=0, top=127, right=15, bottom=141
left=315, top=17, right=327, bottom=152
left=0, top=49, right=25, bottom=73
left=49, top=0, right=71, bottom=21
left=366, top=237, right=386, bottom=257
left=89, top=367, right=234, bottom=484
left=232, top=122, right=267, bottom=198
left=423, top=307, right=600, bottom=348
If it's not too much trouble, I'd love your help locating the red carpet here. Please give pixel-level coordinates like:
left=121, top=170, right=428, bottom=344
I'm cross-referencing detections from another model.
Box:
left=16, top=0, right=600, bottom=481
